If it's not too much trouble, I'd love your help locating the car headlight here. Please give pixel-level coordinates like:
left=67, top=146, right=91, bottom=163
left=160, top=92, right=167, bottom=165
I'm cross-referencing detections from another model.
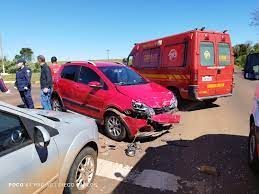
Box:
left=170, top=96, right=178, bottom=109
left=132, top=101, right=155, bottom=116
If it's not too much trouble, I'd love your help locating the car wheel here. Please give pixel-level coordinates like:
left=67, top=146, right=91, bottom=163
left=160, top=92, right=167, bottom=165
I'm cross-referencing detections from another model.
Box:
left=204, top=98, right=217, bottom=104
left=248, top=121, right=259, bottom=172
left=52, top=97, right=63, bottom=111
left=64, top=147, right=97, bottom=194
left=244, top=72, right=248, bottom=79
left=105, top=113, right=126, bottom=141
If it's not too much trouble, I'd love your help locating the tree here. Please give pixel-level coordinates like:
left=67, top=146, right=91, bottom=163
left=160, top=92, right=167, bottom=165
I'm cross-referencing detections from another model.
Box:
left=19, top=48, right=33, bottom=62
left=251, top=8, right=259, bottom=26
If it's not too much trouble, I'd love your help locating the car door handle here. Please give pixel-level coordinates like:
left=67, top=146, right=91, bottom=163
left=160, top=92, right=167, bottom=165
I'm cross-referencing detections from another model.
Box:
left=217, top=69, right=221, bottom=74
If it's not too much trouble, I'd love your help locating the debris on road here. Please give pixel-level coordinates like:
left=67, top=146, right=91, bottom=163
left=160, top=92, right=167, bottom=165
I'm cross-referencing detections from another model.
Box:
left=125, top=141, right=142, bottom=157
left=197, top=165, right=219, bottom=176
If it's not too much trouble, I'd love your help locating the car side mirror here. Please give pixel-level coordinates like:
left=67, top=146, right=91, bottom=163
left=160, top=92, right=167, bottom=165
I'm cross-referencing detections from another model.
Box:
left=34, top=126, right=51, bottom=148
left=88, top=81, right=102, bottom=88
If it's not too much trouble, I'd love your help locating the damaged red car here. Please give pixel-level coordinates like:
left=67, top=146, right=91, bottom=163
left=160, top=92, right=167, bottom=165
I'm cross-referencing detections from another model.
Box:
left=52, top=61, right=180, bottom=141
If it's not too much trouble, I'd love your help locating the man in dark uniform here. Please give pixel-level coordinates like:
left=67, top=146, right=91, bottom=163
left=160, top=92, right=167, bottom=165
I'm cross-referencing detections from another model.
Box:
left=15, top=59, right=34, bottom=109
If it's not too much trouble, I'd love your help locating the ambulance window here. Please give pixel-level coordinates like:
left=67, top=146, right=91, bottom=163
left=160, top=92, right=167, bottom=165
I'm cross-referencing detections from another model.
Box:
left=142, top=48, right=160, bottom=68
left=200, top=42, right=215, bottom=67
left=218, top=43, right=230, bottom=66
left=61, top=65, right=80, bottom=81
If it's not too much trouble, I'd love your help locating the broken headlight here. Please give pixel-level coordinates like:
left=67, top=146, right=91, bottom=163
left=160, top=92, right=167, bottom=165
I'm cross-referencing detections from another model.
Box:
left=169, top=96, right=178, bottom=109
left=132, top=101, right=155, bottom=116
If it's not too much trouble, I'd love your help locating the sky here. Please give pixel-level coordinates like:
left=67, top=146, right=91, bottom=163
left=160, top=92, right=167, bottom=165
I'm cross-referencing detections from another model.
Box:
left=0, top=0, right=258, bottom=61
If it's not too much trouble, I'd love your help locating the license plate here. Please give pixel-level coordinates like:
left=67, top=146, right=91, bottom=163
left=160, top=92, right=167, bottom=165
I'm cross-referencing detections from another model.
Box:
left=202, top=76, right=212, bottom=82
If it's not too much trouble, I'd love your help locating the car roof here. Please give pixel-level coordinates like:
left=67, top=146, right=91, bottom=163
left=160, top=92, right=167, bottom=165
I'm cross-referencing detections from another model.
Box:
left=65, top=61, right=125, bottom=67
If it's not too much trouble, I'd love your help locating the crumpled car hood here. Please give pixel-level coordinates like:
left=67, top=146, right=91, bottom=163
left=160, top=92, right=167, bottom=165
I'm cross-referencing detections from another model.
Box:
left=116, top=82, right=173, bottom=108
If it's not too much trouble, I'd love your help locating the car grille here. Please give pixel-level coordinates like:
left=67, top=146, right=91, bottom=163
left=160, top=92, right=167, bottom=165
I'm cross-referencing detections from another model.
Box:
left=153, top=106, right=173, bottom=115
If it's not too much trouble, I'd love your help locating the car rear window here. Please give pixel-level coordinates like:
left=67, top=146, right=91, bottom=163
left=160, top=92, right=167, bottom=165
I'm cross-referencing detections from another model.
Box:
left=200, top=42, right=215, bottom=67
left=218, top=43, right=231, bottom=66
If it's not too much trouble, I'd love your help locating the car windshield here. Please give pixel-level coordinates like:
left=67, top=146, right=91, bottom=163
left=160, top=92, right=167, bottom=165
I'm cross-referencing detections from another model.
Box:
left=98, top=66, right=148, bottom=86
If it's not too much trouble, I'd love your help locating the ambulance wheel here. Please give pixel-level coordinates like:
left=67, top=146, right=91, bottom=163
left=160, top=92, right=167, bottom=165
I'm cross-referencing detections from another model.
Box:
left=204, top=98, right=217, bottom=104
left=248, top=120, right=259, bottom=173
left=105, top=113, right=126, bottom=141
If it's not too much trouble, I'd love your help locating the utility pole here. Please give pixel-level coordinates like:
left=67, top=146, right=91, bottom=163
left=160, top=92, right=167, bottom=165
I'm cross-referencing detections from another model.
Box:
left=106, top=49, right=110, bottom=61
left=0, top=33, right=5, bottom=74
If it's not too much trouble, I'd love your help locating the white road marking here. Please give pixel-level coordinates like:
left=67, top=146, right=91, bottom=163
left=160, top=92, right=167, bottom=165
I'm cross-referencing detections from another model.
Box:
left=96, top=159, right=182, bottom=192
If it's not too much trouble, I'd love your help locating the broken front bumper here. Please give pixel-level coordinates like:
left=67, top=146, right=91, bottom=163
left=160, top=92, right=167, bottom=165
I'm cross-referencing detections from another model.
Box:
left=122, top=113, right=181, bottom=136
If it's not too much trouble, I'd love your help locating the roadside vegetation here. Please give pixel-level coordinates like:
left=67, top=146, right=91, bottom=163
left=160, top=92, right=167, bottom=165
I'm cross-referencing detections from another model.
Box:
left=233, top=43, right=259, bottom=69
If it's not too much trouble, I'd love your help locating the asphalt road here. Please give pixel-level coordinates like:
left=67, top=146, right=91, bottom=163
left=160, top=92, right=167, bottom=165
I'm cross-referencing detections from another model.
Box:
left=1, top=69, right=259, bottom=194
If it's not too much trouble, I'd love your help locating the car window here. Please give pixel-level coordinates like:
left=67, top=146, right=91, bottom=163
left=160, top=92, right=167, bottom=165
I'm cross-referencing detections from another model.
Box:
left=61, top=65, right=80, bottom=81
left=0, top=111, right=32, bottom=157
left=200, top=42, right=215, bottom=67
left=99, top=66, right=148, bottom=86
left=218, top=43, right=231, bottom=66
left=79, top=66, right=101, bottom=84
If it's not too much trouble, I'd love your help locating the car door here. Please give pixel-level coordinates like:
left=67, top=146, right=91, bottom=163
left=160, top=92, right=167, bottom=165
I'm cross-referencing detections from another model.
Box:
left=73, top=66, right=108, bottom=119
left=59, top=65, right=81, bottom=109
left=0, top=110, right=59, bottom=194
left=197, top=34, right=217, bottom=98
left=215, top=39, right=234, bottom=96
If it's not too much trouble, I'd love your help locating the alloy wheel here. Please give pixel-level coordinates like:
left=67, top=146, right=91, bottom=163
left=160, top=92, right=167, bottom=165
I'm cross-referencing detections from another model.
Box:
left=107, top=116, right=122, bottom=137
left=52, top=99, right=62, bottom=111
left=75, top=155, right=95, bottom=191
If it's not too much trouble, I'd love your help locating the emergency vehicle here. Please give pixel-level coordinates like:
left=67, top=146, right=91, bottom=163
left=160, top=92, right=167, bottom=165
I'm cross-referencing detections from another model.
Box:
left=126, top=29, right=234, bottom=103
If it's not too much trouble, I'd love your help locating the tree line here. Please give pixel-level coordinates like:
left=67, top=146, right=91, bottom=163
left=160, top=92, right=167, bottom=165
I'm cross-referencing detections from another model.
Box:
left=1, top=48, right=40, bottom=73
left=233, top=43, right=259, bottom=68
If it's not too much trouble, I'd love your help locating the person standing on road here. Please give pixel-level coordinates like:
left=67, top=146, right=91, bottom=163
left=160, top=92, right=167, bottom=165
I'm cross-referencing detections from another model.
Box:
left=0, top=75, right=10, bottom=93
left=15, top=59, right=34, bottom=108
left=37, top=55, right=53, bottom=110
left=50, top=56, right=60, bottom=78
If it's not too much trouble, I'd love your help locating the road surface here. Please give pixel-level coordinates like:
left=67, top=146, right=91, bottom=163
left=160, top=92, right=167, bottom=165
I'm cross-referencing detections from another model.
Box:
left=1, top=69, right=259, bottom=194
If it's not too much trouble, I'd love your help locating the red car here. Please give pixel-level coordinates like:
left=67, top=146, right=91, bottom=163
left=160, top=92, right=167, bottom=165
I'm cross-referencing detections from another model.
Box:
left=52, top=61, right=180, bottom=141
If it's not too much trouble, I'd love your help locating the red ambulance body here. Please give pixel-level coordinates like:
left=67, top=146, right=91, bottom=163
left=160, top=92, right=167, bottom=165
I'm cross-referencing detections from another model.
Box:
left=127, top=29, right=234, bottom=103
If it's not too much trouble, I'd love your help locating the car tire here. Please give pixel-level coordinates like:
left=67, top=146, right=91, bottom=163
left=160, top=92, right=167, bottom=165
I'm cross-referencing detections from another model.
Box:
left=52, top=97, right=64, bottom=111
left=105, top=113, right=127, bottom=141
left=248, top=121, right=259, bottom=173
left=204, top=98, right=217, bottom=104
left=64, top=147, right=97, bottom=194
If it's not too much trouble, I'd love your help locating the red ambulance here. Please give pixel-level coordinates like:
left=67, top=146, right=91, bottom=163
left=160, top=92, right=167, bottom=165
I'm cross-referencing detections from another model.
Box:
left=126, top=29, right=234, bottom=103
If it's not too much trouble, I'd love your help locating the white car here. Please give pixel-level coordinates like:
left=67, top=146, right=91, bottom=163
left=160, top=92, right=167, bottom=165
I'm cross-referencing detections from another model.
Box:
left=249, top=85, right=259, bottom=172
left=0, top=101, right=99, bottom=194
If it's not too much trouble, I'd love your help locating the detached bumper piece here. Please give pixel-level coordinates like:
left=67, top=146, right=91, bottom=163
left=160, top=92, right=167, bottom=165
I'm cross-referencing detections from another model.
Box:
left=151, top=113, right=180, bottom=124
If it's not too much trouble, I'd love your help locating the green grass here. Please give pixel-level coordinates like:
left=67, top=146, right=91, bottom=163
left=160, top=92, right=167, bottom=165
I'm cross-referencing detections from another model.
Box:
left=3, top=72, right=40, bottom=82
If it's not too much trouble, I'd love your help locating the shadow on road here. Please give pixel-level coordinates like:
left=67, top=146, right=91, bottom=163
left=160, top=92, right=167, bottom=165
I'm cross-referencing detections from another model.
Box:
left=179, top=100, right=220, bottom=112
left=112, top=134, right=259, bottom=194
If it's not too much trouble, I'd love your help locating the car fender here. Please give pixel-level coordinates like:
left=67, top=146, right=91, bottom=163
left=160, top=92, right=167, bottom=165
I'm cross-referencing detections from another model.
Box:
left=56, top=130, right=98, bottom=193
